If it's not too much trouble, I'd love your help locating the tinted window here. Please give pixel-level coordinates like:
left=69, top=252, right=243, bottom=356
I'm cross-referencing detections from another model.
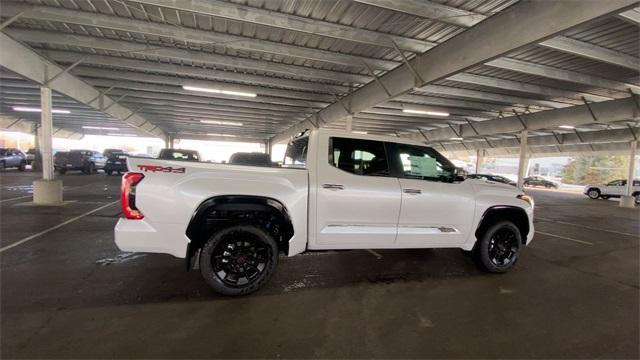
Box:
left=392, top=144, right=454, bottom=182
left=284, top=136, right=309, bottom=168
left=633, top=180, right=640, bottom=186
left=329, top=137, right=389, bottom=176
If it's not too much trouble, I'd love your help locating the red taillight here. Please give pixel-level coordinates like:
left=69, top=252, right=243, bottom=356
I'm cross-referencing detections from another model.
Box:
left=121, top=172, right=145, bottom=220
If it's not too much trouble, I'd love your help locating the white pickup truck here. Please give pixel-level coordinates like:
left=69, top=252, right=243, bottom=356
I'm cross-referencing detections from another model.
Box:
left=115, top=129, right=534, bottom=295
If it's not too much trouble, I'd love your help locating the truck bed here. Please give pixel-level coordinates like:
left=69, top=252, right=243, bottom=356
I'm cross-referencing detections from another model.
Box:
left=115, top=157, right=309, bottom=258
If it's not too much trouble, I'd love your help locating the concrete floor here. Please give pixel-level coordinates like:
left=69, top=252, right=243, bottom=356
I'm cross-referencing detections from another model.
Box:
left=1, top=169, right=638, bottom=358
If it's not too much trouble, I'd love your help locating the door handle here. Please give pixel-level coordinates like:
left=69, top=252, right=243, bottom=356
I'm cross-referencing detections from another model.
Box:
left=322, top=183, right=345, bottom=190
left=403, top=188, right=422, bottom=194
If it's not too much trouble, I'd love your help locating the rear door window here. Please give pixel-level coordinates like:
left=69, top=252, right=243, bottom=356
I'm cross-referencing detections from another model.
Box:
left=328, top=137, right=390, bottom=176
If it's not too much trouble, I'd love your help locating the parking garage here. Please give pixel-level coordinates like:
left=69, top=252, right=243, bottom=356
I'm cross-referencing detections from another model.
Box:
left=1, top=0, right=639, bottom=358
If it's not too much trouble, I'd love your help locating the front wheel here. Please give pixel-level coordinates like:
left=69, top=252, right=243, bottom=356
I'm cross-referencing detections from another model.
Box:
left=57, top=167, right=67, bottom=175
left=105, top=169, right=113, bottom=176
left=473, top=221, right=521, bottom=273
left=587, top=189, right=600, bottom=199
left=199, top=225, right=278, bottom=296
left=18, top=161, right=26, bottom=171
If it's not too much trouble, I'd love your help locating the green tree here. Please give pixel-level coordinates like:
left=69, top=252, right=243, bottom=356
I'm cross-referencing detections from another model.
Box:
left=562, top=154, right=628, bottom=185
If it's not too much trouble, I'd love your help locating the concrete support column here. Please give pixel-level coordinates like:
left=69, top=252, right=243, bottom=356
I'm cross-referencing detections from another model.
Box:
left=40, top=87, right=54, bottom=181
left=517, top=130, right=529, bottom=189
left=264, top=139, right=271, bottom=155
left=345, top=115, right=353, bottom=132
left=33, top=86, right=63, bottom=205
left=32, top=123, right=42, bottom=172
left=475, top=149, right=484, bottom=173
left=165, top=134, right=175, bottom=149
left=620, top=140, right=638, bottom=208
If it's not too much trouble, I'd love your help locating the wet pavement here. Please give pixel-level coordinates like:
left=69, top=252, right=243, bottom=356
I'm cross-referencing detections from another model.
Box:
left=1, top=169, right=638, bottom=358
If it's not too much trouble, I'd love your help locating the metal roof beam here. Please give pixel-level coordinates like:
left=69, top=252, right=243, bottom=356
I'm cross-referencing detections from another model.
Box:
left=69, top=66, right=334, bottom=103
left=486, top=57, right=640, bottom=94
left=539, top=36, right=639, bottom=71
left=80, top=77, right=329, bottom=109
left=6, top=29, right=371, bottom=84
left=1, top=3, right=398, bottom=71
left=353, top=0, right=486, bottom=27
left=442, top=141, right=634, bottom=156
left=272, top=0, right=636, bottom=143
left=357, top=0, right=639, bottom=71
left=618, top=8, right=640, bottom=24
left=0, top=114, right=83, bottom=139
left=447, top=73, right=613, bottom=103
left=43, top=50, right=349, bottom=94
left=435, top=127, right=639, bottom=151
left=412, top=97, right=637, bottom=142
left=0, top=32, right=166, bottom=139
left=130, top=0, right=432, bottom=53
left=415, top=85, right=572, bottom=109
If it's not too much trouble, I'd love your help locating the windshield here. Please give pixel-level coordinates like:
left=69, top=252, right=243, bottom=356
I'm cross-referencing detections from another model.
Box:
left=283, top=136, right=309, bottom=168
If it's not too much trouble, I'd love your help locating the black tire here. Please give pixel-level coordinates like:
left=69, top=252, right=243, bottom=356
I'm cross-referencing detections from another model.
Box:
left=587, top=188, right=600, bottom=199
left=601, top=195, right=610, bottom=200
left=633, top=192, right=640, bottom=205
left=84, top=162, right=95, bottom=175
left=473, top=221, right=521, bottom=273
left=18, top=161, right=26, bottom=171
left=105, top=169, right=113, bottom=176
left=57, top=167, right=67, bottom=175
left=0, top=161, right=5, bottom=170
left=199, top=225, right=278, bottom=296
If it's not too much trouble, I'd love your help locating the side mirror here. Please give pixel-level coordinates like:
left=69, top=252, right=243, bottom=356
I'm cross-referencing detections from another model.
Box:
left=454, top=167, right=467, bottom=182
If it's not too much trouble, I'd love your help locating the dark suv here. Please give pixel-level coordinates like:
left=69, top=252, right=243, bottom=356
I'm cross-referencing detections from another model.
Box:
left=54, top=150, right=107, bottom=174
left=104, top=152, right=128, bottom=175
left=0, top=148, right=27, bottom=171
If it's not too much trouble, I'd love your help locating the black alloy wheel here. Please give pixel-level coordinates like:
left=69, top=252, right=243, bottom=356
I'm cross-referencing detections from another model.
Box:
left=473, top=221, right=521, bottom=273
left=200, top=225, right=278, bottom=296
left=487, top=228, right=519, bottom=267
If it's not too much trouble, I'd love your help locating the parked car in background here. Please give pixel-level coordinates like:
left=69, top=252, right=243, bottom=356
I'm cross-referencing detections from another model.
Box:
left=584, top=179, right=640, bottom=203
left=468, top=173, right=517, bottom=187
left=115, top=129, right=535, bottom=296
left=523, top=176, right=558, bottom=189
left=0, top=148, right=27, bottom=171
left=229, top=152, right=273, bottom=167
left=157, top=149, right=201, bottom=162
left=54, top=150, right=107, bottom=174
left=103, top=148, right=127, bottom=158
left=104, top=152, right=129, bottom=175
left=26, top=148, right=36, bottom=165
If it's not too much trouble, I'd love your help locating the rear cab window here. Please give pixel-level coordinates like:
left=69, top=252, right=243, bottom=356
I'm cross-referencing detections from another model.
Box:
left=328, top=137, right=390, bottom=176
left=284, top=135, right=309, bottom=168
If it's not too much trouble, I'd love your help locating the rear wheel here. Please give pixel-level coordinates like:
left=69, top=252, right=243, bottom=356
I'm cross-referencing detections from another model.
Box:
left=199, top=225, right=278, bottom=296
left=57, top=167, right=67, bottom=175
left=18, top=161, right=26, bottom=171
left=84, top=162, right=95, bottom=174
left=105, top=169, right=113, bottom=176
left=0, top=161, right=5, bottom=170
left=473, top=221, right=521, bottom=273
left=587, top=189, right=600, bottom=199
left=633, top=192, right=640, bottom=205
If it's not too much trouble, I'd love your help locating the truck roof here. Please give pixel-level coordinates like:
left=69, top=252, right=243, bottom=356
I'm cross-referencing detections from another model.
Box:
left=309, top=129, right=428, bottom=147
